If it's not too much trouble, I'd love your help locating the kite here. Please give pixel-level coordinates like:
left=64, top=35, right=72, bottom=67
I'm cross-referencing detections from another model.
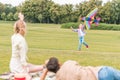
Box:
left=80, top=8, right=101, bottom=30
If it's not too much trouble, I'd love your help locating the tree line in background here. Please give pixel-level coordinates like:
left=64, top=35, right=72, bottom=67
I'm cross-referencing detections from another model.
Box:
left=0, top=0, right=119, bottom=24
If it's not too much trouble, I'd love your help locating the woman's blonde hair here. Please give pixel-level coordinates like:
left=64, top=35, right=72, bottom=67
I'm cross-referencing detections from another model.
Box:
left=14, top=20, right=26, bottom=33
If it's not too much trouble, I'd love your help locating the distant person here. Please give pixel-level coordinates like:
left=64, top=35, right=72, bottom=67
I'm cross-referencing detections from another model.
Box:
left=41, top=57, right=120, bottom=80
left=9, top=13, right=44, bottom=80
left=71, top=24, right=88, bottom=50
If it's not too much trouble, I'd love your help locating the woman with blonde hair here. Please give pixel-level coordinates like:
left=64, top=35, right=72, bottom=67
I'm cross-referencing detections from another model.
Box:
left=9, top=13, right=44, bottom=80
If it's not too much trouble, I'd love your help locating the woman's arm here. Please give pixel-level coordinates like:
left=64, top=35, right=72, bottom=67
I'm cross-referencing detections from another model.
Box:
left=40, top=69, right=48, bottom=80
left=18, top=38, right=28, bottom=69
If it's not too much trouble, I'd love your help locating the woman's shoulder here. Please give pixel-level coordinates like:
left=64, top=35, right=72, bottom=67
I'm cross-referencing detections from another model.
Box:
left=11, top=34, right=25, bottom=42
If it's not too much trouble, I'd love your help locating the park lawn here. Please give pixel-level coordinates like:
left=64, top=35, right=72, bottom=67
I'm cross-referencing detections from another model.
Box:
left=0, top=21, right=120, bottom=74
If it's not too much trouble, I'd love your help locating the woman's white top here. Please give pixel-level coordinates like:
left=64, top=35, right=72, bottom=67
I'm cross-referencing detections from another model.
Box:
left=10, top=33, right=28, bottom=73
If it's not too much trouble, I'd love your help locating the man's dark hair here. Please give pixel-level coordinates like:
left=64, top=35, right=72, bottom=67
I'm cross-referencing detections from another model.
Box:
left=46, top=57, right=60, bottom=73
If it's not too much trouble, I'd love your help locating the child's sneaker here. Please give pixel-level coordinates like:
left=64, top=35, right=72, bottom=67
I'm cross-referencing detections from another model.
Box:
left=86, top=45, right=89, bottom=48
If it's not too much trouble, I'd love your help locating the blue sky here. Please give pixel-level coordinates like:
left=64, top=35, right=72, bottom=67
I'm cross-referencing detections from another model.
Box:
left=0, top=0, right=111, bottom=6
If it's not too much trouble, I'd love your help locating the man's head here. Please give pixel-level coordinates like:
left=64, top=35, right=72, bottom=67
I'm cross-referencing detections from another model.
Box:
left=46, top=57, right=60, bottom=73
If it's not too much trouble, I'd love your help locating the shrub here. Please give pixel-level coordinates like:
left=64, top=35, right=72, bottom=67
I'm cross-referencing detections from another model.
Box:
left=1, top=12, right=7, bottom=21
left=61, top=22, right=120, bottom=31
left=61, top=22, right=80, bottom=29
left=91, top=23, right=120, bottom=31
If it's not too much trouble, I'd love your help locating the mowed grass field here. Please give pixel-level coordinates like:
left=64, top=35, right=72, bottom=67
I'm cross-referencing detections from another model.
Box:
left=0, top=21, right=120, bottom=74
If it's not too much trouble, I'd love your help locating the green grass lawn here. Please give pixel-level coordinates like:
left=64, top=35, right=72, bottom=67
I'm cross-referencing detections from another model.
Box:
left=0, top=21, right=120, bottom=74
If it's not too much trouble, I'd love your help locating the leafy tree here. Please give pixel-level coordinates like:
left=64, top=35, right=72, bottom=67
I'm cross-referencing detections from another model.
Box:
left=13, top=0, right=119, bottom=24
left=1, top=12, right=6, bottom=20
left=7, top=12, right=14, bottom=21
left=38, top=14, right=43, bottom=23
left=14, top=12, right=19, bottom=20
left=21, top=0, right=54, bottom=23
left=61, top=4, right=74, bottom=23
left=110, top=0, right=120, bottom=24
left=49, top=4, right=62, bottom=24
left=0, top=2, right=5, bottom=19
left=4, top=4, right=13, bottom=14
left=39, top=0, right=54, bottom=23
left=100, top=2, right=111, bottom=23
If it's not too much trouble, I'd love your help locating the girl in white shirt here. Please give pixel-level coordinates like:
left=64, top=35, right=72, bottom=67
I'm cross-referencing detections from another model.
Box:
left=71, top=24, right=88, bottom=50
